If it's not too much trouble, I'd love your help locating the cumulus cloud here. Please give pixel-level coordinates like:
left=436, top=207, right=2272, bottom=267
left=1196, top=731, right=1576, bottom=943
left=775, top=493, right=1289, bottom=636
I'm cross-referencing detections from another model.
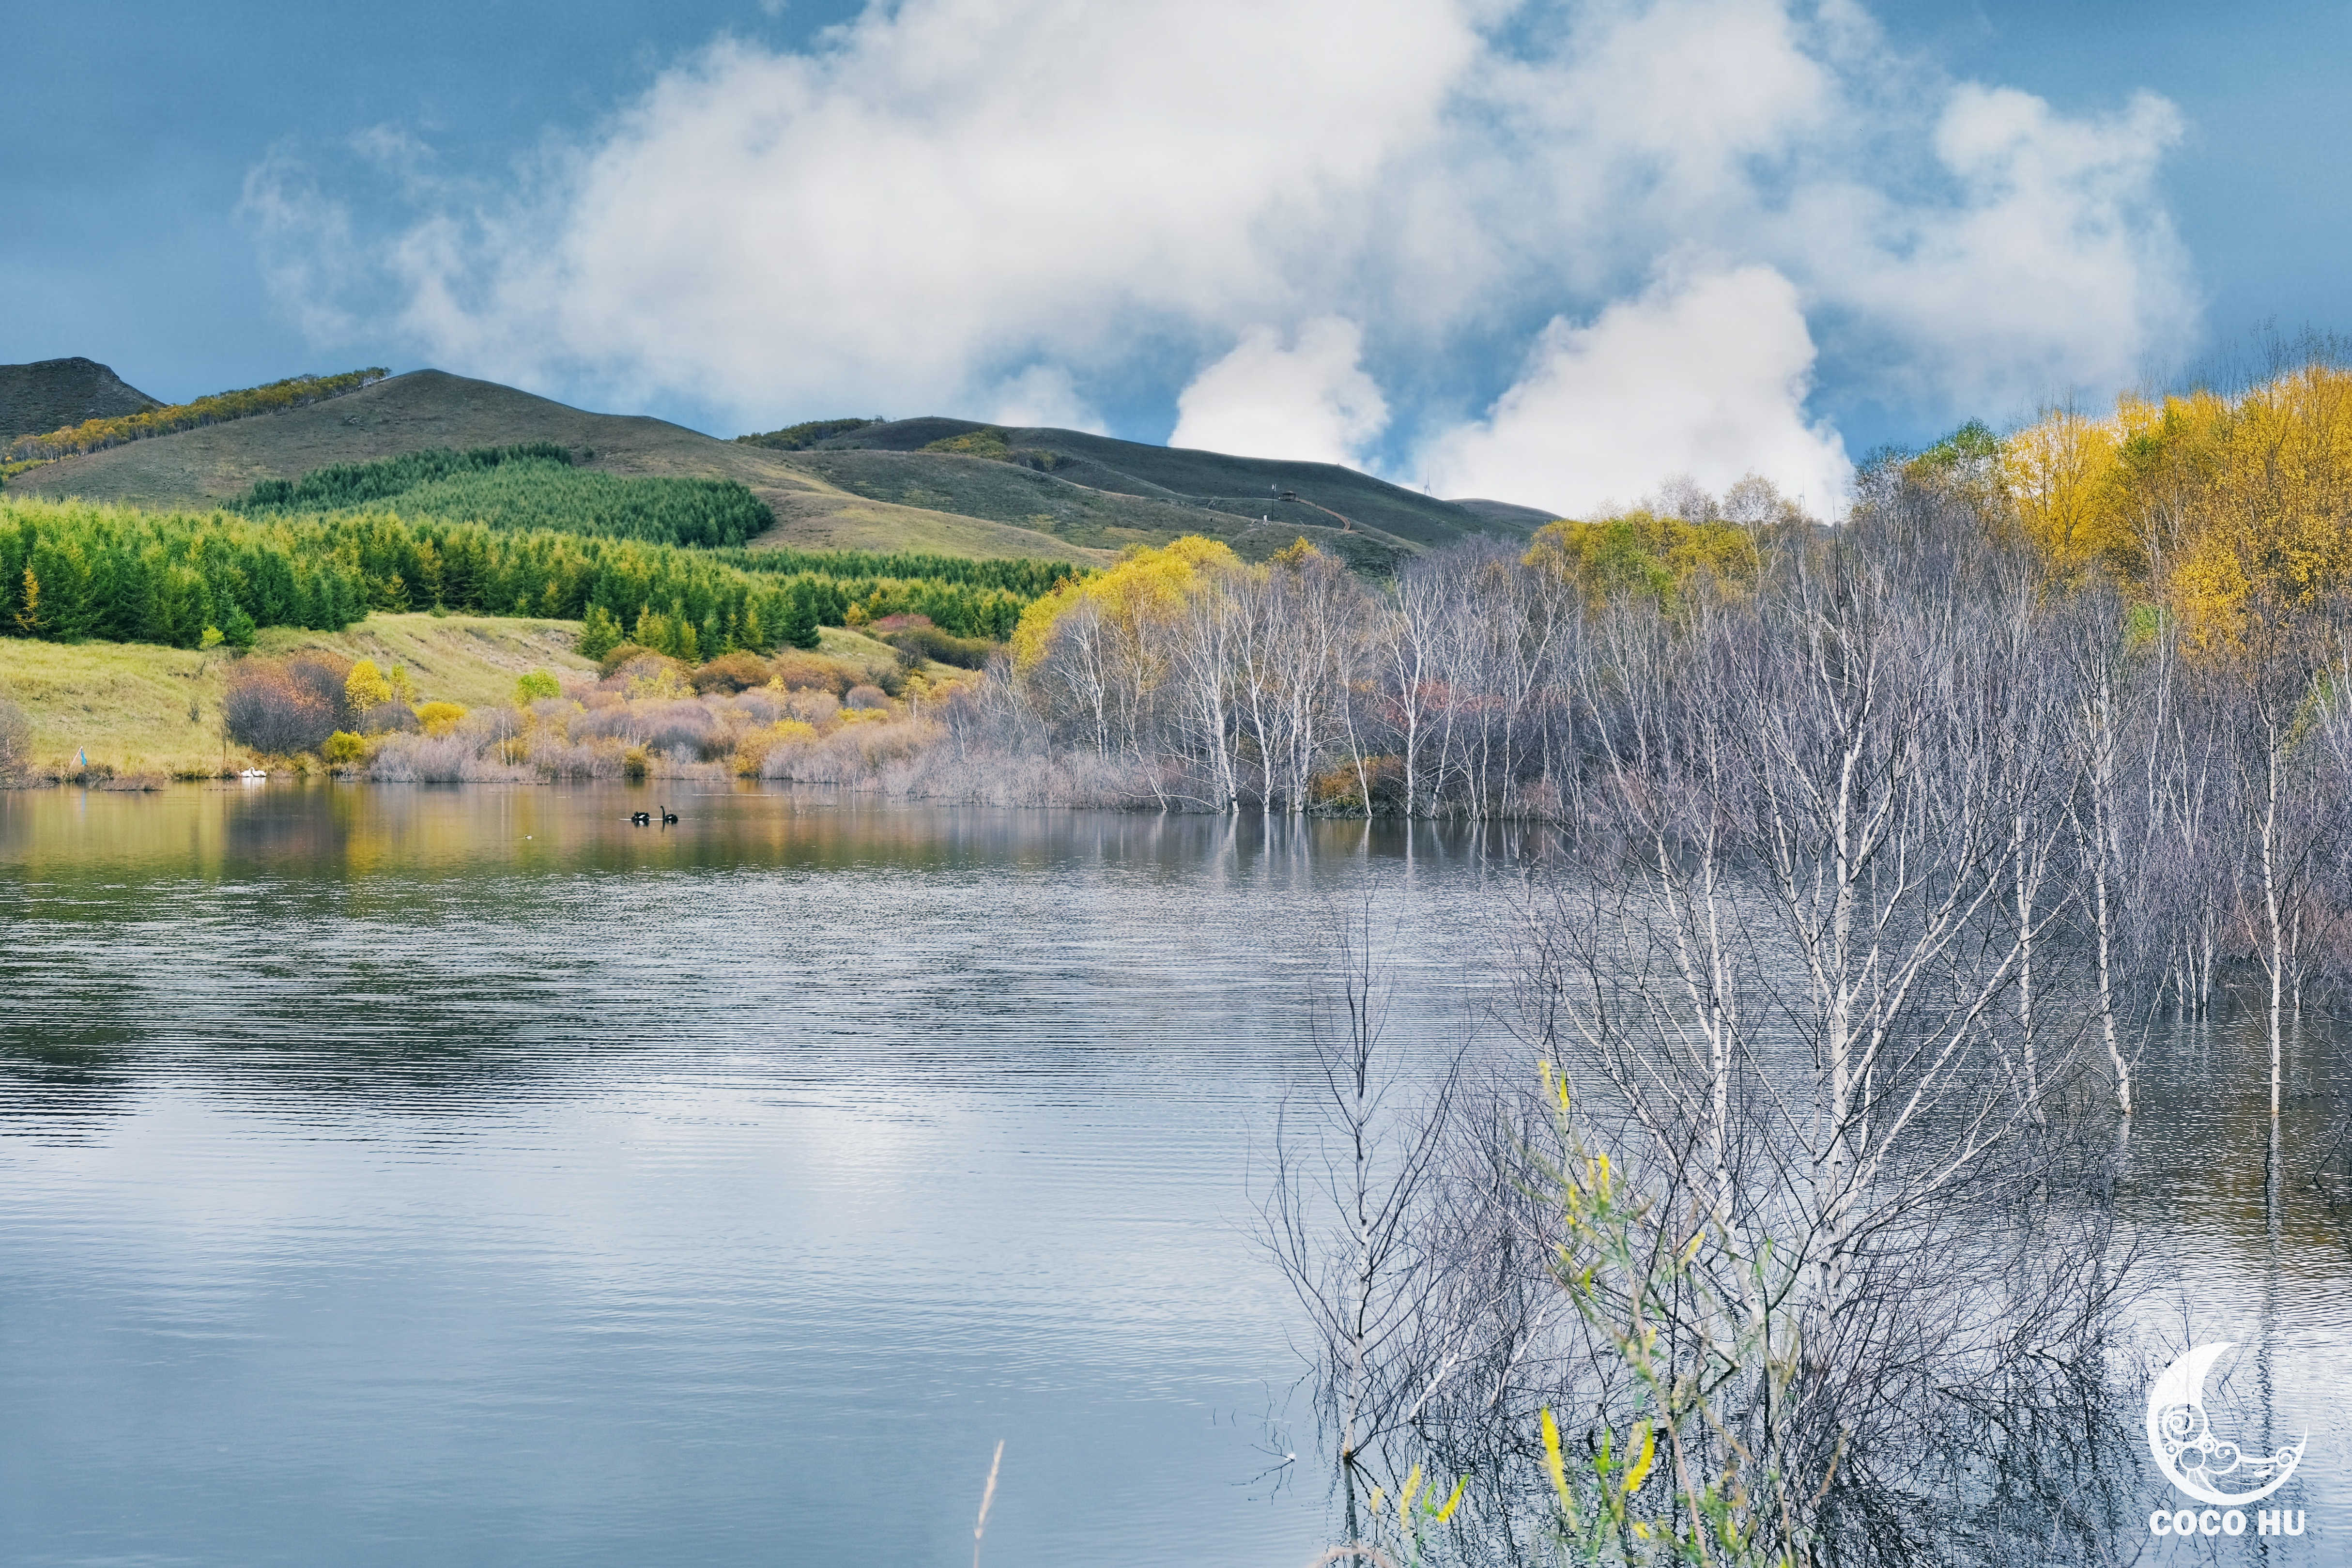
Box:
left=1418, top=265, right=1849, bottom=516
left=1788, top=84, right=2190, bottom=412
left=1169, top=318, right=1388, bottom=464
left=246, top=0, right=2198, bottom=507
left=988, top=365, right=1105, bottom=432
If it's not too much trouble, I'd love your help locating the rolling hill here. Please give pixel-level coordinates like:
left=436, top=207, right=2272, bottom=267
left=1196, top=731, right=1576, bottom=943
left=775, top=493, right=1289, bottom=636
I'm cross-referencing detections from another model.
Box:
left=5, top=369, right=1553, bottom=566
left=792, top=416, right=1539, bottom=555
left=0, top=357, right=161, bottom=443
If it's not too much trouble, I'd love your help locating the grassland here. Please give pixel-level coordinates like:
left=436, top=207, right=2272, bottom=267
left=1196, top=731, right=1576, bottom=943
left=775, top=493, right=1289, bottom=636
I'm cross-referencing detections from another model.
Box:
left=0, top=615, right=589, bottom=777
left=0, top=614, right=915, bottom=779
left=808, top=416, right=1541, bottom=549
left=1, top=357, right=160, bottom=444
left=5, top=370, right=1104, bottom=566
left=4, top=369, right=1541, bottom=570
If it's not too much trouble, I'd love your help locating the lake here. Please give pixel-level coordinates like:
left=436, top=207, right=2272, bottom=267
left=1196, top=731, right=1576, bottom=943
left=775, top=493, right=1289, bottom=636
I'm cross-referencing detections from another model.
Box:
left=0, top=784, right=2346, bottom=1566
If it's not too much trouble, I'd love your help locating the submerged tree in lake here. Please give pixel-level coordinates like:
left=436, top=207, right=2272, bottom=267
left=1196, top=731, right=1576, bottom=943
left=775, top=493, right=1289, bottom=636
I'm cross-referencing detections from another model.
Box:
left=1273, top=494, right=2155, bottom=1567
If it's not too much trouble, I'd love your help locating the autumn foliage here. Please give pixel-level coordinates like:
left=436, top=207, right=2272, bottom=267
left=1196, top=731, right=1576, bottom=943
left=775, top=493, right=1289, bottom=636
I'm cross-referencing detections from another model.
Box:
left=3, top=369, right=386, bottom=463
left=224, top=654, right=354, bottom=755
left=1993, top=358, right=2352, bottom=650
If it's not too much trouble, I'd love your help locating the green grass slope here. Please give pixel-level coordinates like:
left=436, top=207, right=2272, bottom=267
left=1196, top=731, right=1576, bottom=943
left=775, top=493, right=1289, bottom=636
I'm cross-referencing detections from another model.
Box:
left=6, top=371, right=1101, bottom=567
left=783, top=447, right=1399, bottom=569
left=811, top=417, right=1544, bottom=550
left=1449, top=497, right=1561, bottom=530
left=0, top=612, right=593, bottom=777
left=0, top=613, right=919, bottom=779
left=7, top=369, right=1543, bottom=571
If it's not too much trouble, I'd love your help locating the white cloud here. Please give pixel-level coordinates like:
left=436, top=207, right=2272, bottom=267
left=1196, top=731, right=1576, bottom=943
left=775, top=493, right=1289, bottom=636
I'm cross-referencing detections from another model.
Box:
left=247, top=0, right=2198, bottom=507
left=1789, top=84, right=2190, bottom=415
left=263, top=0, right=1482, bottom=427
left=987, top=365, right=1105, bottom=432
left=1169, top=318, right=1388, bottom=464
left=1417, top=264, right=1849, bottom=517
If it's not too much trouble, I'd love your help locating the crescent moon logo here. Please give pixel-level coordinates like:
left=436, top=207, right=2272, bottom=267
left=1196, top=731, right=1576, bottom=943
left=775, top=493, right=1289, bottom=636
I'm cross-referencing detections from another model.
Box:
left=2145, top=1342, right=2305, bottom=1507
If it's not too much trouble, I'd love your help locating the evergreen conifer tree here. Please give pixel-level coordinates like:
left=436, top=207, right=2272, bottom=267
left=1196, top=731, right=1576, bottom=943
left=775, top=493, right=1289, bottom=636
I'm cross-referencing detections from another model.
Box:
left=578, top=603, right=623, bottom=661
left=783, top=581, right=821, bottom=650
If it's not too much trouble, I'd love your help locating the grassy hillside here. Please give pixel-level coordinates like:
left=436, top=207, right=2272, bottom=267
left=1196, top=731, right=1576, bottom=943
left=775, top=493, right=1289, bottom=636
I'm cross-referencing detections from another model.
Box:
left=0, top=613, right=593, bottom=777
left=1, top=358, right=161, bottom=444
left=781, top=447, right=1397, bottom=569
left=6, top=369, right=385, bottom=464
left=6, top=371, right=1101, bottom=565
left=0, top=614, right=913, bottom=779
left=1450, top=496, right=1561, bottom=530
left=809, top=417, right=1543, bottom=549
left=5, top=369, right=1546, bottom=569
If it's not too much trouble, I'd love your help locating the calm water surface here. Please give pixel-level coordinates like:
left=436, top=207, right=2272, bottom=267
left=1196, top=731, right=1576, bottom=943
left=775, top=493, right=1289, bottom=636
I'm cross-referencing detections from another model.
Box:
left=0, top=784, right=2347, bottom=1566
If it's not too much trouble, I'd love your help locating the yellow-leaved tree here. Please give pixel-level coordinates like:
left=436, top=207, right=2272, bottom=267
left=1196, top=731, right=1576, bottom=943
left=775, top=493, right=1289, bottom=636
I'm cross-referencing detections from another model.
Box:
left=344, top=659, right=394, bottom=710
left=2002, top=404, right=2128, bottom=578
left=1008, top=536, right=1242, bottom=770
left=1009, top=536, right=1239, bottom=668
left=415, top=702, right=468, bottom=737
left=2002, top=361, right=2352, bottom=652
left=1522, top=510, right=1760, bottom=610
left=2168, top=364, right=2352, bottom=650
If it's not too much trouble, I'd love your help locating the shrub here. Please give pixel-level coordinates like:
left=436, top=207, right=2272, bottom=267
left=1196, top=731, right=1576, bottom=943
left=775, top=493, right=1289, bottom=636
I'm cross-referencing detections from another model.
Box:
left=757, top=714, right=940, bottom=783
left=731, top=687, right=786, bottom=724
left=883, top=623, right=997, bottom=669
left=321, top=731, right=370, bottom=768
left=223, top=654, right=352, bottom=754
left=786, top=690, right=841, bottom=726
left=636, top=700, right=724, bottom=757
left=288, top=653, right=355, bottom=711
left=731, top=717, right=820, bottom=775
left=598, top=641, right=657, bottom=677
left=414, top=701, right=468, bottom=736
left=0, top=697, right=29, bottom=782
left=225, top=676, right=334, bottom=753
left=610, top=654, right=690, bottom=699
left=516, top=669, right=561, bottom=704
left=769, top=650, right=857, bottom=693
left=691, top=650, right=773, bottom=694
left=845, top=684, right=890, bottom=710
left=365, top=732, right=530, bottom=784
left=356, top=701, right=420, bottom=735
left=522, top=732, right=625, bottom=780
left=346, top=659, right=393, bottom=709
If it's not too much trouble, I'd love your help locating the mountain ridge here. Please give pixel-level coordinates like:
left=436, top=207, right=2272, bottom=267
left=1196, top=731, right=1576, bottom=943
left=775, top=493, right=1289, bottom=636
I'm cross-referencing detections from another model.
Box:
left=6, top=369, right=1554, bottom=566
left=0, top=357, right=162, bottom=444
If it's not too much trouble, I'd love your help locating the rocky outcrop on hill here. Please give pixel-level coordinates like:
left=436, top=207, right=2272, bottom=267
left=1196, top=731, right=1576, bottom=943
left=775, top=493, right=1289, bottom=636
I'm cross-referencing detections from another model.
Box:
left=0, top=357, right=161, bottom=442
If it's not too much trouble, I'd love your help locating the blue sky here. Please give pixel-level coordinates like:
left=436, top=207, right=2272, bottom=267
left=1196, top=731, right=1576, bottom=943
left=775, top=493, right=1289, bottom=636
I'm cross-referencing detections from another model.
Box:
left=6, top=0, right=2343, bottom=513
